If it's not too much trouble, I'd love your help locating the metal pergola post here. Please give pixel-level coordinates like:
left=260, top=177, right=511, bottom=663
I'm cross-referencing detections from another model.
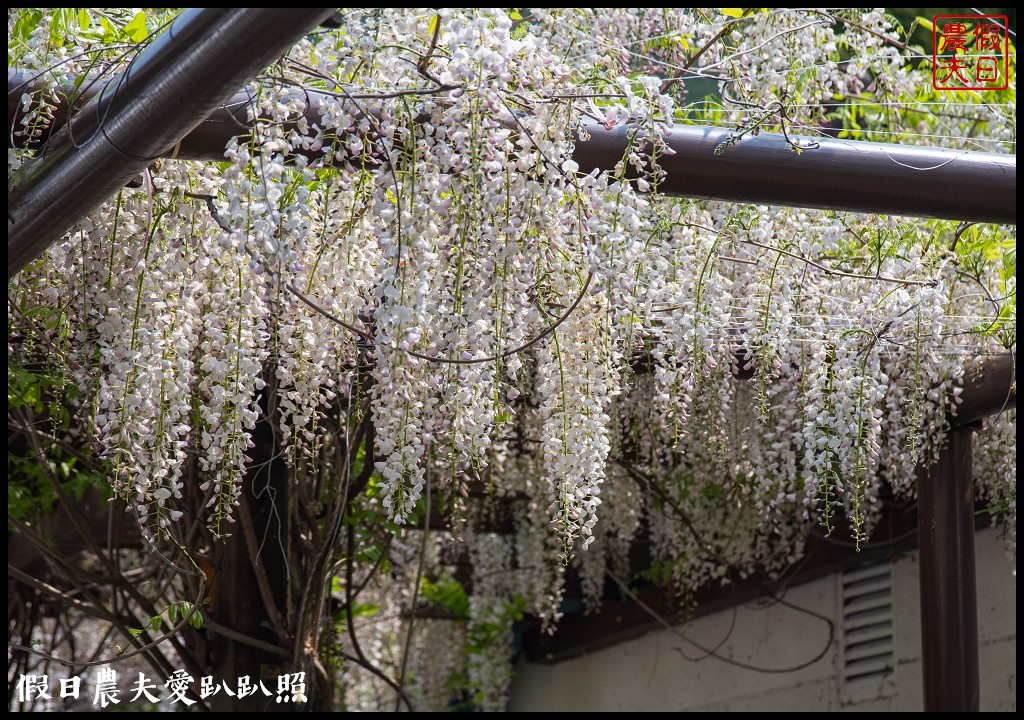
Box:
left=574, top=123, right=1015, bottom=225
left=918, top=424, right=980, bottom=711
left=916, top=351, right=1016, bottom=712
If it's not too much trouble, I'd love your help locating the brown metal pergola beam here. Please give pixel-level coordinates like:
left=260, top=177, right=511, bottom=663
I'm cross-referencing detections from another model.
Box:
left=7, top=7, right=336, bottom=281
left=579, top=123, right=1014, bottom=225
left=8, top=76, right=1016, bottom=279
left=952, top=351, right=1017, bottom=428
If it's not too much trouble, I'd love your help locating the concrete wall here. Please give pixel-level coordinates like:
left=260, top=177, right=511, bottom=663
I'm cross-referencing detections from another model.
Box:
left=509, top=527, right=1016, bottom=712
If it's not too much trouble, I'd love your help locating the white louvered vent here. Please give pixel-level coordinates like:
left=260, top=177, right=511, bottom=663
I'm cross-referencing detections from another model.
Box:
left=839, top=561, right=895, bottom=703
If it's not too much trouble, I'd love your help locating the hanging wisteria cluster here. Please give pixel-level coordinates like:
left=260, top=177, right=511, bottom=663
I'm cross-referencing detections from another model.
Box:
left=8, top=7, right=1016, bottom=711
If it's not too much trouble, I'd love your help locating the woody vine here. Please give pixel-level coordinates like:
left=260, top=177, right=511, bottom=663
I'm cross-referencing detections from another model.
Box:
left=8, top=7, right=1016, bottom=712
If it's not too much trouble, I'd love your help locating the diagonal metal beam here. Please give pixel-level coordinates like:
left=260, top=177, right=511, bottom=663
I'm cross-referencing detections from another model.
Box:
left=7, top=7, right=336, bottom=281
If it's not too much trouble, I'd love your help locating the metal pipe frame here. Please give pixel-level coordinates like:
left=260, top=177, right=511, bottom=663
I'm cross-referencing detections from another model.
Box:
left=7, top=7, right=336, bottom=281
left=577, top=122, right=1014, bottom=225
left=9, top=78, right=1016, bottom=265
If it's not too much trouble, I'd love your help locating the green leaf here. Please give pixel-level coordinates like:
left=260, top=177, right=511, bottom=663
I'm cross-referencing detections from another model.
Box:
left=719, top=8, right=744, bottom=19
left=78, top=9, right=91, bottom=31
left=151, top=615, right=163, bottom=632
left=99, top=16, right=117, bottom=43
left=124, top=11, right=148, bottom=43
left=350, top=602, right=382, bottom=618
left=12, top=10, right=44, bottom=42
left=509, top=10, right=528, bottom=39
left=8, top=485, right=32, bottom=522
left=420, top=577, right=470, bottom=617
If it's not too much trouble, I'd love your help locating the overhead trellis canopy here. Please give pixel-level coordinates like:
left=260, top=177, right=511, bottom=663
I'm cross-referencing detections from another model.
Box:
left=7, top=7, right=338, bottom=280
left=7, top=7, right=1016, bottom=714
left=7, top=66, right=1015, bottom=279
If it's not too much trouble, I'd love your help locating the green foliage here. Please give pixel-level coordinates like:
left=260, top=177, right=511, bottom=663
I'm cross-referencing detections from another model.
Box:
left=9, top=9, right=44, bottom=48
left=467, top=595, right=526, bottom=655
left=8, top=355, right=105, bottom=523
left=128, top=600, right=205, bottom=643
left=420, top=577, right=471, bottom=618
left=949, top=222, right=1017, bottom=346
left=6, top=448, right=99, bottom=522
left=9, top=8, right=170, bottom=63
left=509, top=11, right=529, bottom=40
left=638, top=559, right=677, bottom=586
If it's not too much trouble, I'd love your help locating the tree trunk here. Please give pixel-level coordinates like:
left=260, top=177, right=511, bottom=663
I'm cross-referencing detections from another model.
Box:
left=196, top=400, right=299, bottom=712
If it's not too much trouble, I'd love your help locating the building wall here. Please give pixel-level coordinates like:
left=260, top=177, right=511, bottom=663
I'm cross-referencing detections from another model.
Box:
left=508, top=527, right=1016, bottom=712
